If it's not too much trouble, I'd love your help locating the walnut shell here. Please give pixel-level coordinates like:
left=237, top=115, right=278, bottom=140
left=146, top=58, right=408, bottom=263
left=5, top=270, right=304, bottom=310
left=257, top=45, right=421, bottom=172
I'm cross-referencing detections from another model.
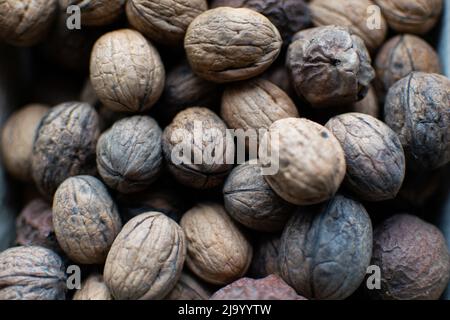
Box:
left=375, top=35, right=441, bottom=93
left=90, top=29, right=165, bottom=113
left=31, top=102, right=100, bottom=197
left=96, top=116, right=163, bottom=194
left=165, top=271, right=211, bottom=300
left=249, top=234, right=280, bottom=278
left=0, top=246, right=66, bottom=300
left=126, top=0, right=208, bottom=46
left=223, top=162, right=294, bottom=232
left=180, top=203, right=252, bottom=285
left=279, top=195, right=373, bottom=300
left=0, top=0, right=57, bottom=46
left=325, top=113, right=406, bottom=202
left=287, top=26, right=375, bottom=108
left=211, top=275, right=306, bottom=300
left=59, top=0, right=125, bottom=26
left=162, top=107, right=234, bottom=189
left=384, top=72, right=450, bottom=171
left=184, top=7, right=282, bottom=83
left=348, top=85, right=379, bottom=118
left=73, top=274, right=112, bottom=300
left=53, top=176, right=122, bottom=264
left=309, top=0, right=387, bottom=51
left=374, top=0, right=443, bottom=34
left=259, top=118, right=346, bottom=205
left=1, top=104, right=49, bottom=181
left=104, top=212, right=186, bottom=300
left=370, top=214, right=450, bottom=300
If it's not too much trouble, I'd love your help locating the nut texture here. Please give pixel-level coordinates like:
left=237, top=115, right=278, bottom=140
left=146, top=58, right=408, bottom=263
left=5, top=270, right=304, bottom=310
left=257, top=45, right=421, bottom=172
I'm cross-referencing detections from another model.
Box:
left=126, top=0, right=208, bottom=46
left=59, top=0, right=125, bottom=26
left=165, top=272, right=211, bottom=300
left=325, top=113, right=406, bottom=202
left=90, top=29, right=165, bottom=113
left=31, top=102, right=100, bottom=197
left=184, top=7, right=282, bottom=83
left=73, top=274, right=112, bottom=300
left=180, top=203, right=252, bottom=285
left=0, top=246, right=66, bottom=300
left=384, top=72, right=450, bottom=170
left=287, top=26, right=375, bottom=108
left=223, top=162, right=295, bottom=232
left=97, top=116, right=163, bottom=193
left=348, top=85, right=379, bottom=118
left=104, top=212, right=186, bottom=300
left=371, top=214, right=450, bottom=300
left=53, top=176, right=122, bottom=264
left=249, top=234, right=280, bottom=278
left=279, top=195, right=373, bottom=300
left=260, top=118, right=346, bottom=205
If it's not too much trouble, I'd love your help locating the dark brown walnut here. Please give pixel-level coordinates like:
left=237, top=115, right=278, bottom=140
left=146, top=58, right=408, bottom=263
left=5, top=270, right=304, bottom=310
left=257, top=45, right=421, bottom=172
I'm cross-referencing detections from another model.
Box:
left=180, top=203, right=252, bottom=285
left=374, top=0, right=443, bottom=35
left=162, top=107, right=234, bottom=189
left=97, top=116, right=163, bottom=194
left=73, top=274, right=112, bottom=300
left=1, top=104, right=49, bottom=181
left=211, top=275, right=306, bottom=300
left=210, top=0, right=311, bottom=44
left=249, top=234, right=281, bottom=278
left=53, top=176, right=122, bottom=264
left=59, top=0, right=125, bottom=26
left=348, top=85, right=379, bottom=118
left=279, top=195, right=373, bottom=300
left=223, top=162, right=295, bottom=232
left=0, top=0, right=57, bottom=46
left=16, top=199, right=60, bottom=253
left=104, top=212, right=186, bottom=300
left=259, top=118, right=346, bottom=205
left=165, top=271, right=211, bottom=300
left=0, top=246, right=66, bottom=300
left=384, top=72, right=450, bottom=171
left=184, top=7, right=282, bottom=83
left=262, top=64, right=296, bottom=99
left=287, top=26, right=375, bottom=108
left=309, top=0, right=387, bottom=52
left=90, top=29, right=165, bottom=113
left=370, top=214, right=450, bottom=300
left=31, top=102, right=100, bottom=197
left=325, top=113, right=406, bottom=202
left=375, top=35, right=441, bottom=94
left=126, top=0, right=208, bottom=46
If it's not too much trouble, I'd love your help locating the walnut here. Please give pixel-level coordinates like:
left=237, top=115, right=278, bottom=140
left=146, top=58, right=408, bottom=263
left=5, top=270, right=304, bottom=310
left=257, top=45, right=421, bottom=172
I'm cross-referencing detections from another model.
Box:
left=165, top=271, right=211, bottom=300
left=184, top=7, right=282, bottom=83
left=59, top=0, right=125, bottom=26
left=52, top=176, right=122, bottom=264
left=249, top=234, right=280, bottom=278
left=73, top=274, right=112, bottom=300
left=180, top=203, right=252, bottom=285
left=348, top=85, right=379, bottom=118
left=90, top=29, right=165, bottom=113
left=104, top=212, right=186, bottom=300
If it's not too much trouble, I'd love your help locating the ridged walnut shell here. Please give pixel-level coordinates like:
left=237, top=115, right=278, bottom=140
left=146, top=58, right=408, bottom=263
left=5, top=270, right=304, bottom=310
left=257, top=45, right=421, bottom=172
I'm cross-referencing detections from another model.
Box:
left=104, top=212, right=186, bottom=300
left=165, top=272, right=211, bottom=300
left=73, top=274, right=112, bottom=300
left=180, top=203, right=252, bottom=285
left=59, top=0, right=125, bottom=26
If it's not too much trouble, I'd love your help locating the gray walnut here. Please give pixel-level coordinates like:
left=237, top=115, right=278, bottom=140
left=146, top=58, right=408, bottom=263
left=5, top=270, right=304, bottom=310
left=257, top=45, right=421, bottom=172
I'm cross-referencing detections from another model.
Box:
left=59, top=0, right=125, bottom=26
left=249, top=234, right=281, bottom=278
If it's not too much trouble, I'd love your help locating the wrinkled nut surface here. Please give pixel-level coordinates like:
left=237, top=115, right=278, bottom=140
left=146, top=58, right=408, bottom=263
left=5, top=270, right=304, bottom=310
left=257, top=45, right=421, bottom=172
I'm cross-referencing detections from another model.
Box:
left=59, top=0, right=125, bottom=26
left=1, top=104, right=49, bottom=181
left=374, top=0, right=443, bottom=34
left=375, top=35, right=441, bottom=93
left=325, top=113, right=406, bottom=202
left=126, top=0, right=208, bottom=46
left=31, top=102, right=100, bottom=197
left=384, top=72, right=450, bottom=171
left=287, top=26, right=375, bottom=108
left=279, top=195, right=373, bottom=300
left=184, top=7, right=282, bottom=83
left=90, top=29, right=165, bottom=113
left=249, top=234, right=280, bottom=278
left=53, top=176, right=122, bottom=264
left=371, top=214, right=450, bottom=300
left=73, top=274, right=112, bottom=300
left=211, top=275, right=306, bottom=300
left=0, top=246, right=66, bottom=300
left=309, top=0, right=387, bottom=51
left=165, top=272, right=211, bottom=300
left=180, top=203, right=252, bottom=285
left=223, top=162, right=295, bottom=232
left=104, top=212, right=186, bottom=300
left=97, top=116, right=163, bottom=193
left=162, top=107, right=234, bottom=189
left=0, top=0, right=57, bottom=46
left=260, top=118, right=346, bottom=205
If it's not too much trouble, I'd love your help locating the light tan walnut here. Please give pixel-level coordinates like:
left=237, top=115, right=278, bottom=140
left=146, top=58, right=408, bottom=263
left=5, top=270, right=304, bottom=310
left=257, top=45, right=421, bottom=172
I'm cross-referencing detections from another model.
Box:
left=73, top=274, right=112, bottom=300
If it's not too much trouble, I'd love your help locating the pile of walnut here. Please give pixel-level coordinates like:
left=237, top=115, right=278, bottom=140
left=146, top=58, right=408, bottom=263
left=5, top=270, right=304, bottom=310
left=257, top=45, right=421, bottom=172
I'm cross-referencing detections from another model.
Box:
left=0, top=0, right=449, bottom=300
